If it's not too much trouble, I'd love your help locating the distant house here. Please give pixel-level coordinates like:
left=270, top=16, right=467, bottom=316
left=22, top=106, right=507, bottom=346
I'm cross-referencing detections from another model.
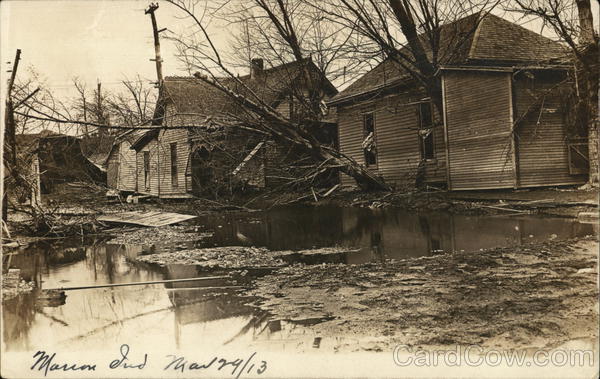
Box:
left=8, top=132, right=105, bottom=203
left=329, top=13, right=588, bottom=190
left=131, top=58, right=338, bottom=198
left=106, top=129, right=144, bottom=193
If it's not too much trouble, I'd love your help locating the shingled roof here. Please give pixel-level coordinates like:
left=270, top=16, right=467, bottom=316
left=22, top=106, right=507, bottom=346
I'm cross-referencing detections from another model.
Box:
left=162, top=58, right=337, bottom=116
left=132, top=59, right=336, bottom=150
left=330, top=13, right=568, bottom=104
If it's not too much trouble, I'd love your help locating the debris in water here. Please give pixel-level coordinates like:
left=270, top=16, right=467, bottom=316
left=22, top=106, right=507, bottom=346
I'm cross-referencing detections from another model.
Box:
left=136, top=246, right=287, bottom=269
left=107, top=225, right=213, bottom=245
left=97, top=211, right=197, bottom=227
left=136, top=246, right=359, bottom=269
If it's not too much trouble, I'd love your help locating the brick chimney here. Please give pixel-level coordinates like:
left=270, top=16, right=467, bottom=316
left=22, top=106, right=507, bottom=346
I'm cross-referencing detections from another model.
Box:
left=250, top=58, right=264, bottom=79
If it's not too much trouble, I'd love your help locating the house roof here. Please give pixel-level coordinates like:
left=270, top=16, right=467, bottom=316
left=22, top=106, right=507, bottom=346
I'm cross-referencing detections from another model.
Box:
left=162, top=58, right=337, bottom=116
left=130, top=129, right=159, bottom=151
left=132, top=58, right=338, bottom=150
left=12, top=132, right=106, bottom=176
left=330, top=13, right=568, bottom=105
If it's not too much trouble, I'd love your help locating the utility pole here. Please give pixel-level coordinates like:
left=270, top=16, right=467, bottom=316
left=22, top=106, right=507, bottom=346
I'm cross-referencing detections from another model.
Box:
left=145, top=3, right=165, bottom=88
left=7, top=49, right=21, bottom=96
left=2, top=49, right=22, bottom=223
left=96, top=80, right=105, bottom=136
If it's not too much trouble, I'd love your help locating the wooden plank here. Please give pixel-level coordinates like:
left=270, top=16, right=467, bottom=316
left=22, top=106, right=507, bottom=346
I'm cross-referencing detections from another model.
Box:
left=97, top=211, right=197, bottom=227
left=445, top=71, right=514, bottom=190
left=232, top=141, right=264, bottom=175
left=508, top=74, right=518, bottom=188
left=442, top=74, right=452, bottom=190
left=513, top=71, right=587, bottom=187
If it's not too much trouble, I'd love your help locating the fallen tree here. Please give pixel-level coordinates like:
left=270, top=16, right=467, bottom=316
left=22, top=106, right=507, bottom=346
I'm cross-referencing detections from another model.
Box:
left=165, top=0, right=391, bottom=191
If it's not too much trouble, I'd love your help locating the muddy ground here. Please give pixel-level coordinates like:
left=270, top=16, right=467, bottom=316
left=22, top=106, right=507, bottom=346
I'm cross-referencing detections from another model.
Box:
left=3, top=183, right=598, bottom=353
left=247, top=238, right=599, bottom=352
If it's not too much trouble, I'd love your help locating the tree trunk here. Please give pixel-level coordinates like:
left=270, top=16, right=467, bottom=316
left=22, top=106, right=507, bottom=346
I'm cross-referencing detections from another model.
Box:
left=193, top=73, right=391, bottom=191
left=388, top=0, right=444, bottom=120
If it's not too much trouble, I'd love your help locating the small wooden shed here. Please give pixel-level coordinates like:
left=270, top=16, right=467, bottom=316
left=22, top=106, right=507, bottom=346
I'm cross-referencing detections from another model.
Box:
left=106, top=130, right=144, bottom=193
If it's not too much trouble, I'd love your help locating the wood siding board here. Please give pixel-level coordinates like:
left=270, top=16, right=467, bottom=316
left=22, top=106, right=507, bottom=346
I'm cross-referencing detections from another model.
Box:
left=508, top=74, right=518, bottom=188
left=116, top=140, right=137, bottom=192
left=337, top=89, right=447, bottom=188
left=135, top=139, right=160, bottom=196
left=152, top=106, right=194, bottom=197
left=513, top=71, right=587, bottom=187
left=442, top=75, right=452, bottom=189
left=444, top=71, right=514, bottom=190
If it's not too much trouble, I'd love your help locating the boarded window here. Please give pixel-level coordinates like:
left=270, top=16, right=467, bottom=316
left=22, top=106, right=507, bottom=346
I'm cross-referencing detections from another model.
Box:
left=170, top=143, right=178, bottom=187
left=567, top=143, right=589, bottom=175
left=362, top=113, right=377, bottom=166
left=143, top=151, right=150, bottom=188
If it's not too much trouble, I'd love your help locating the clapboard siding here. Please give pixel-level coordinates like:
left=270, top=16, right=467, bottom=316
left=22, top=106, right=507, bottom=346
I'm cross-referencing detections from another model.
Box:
left=337, top=93, right=447, bottom=188
left=136, top=139, right=160, bottom=196
left=117, top=140, right=137, bottom=192
left=444, top=71, right=515, bottom=190
left=337, top=102, right=366, bottom=187
left=513, top=71, right=587, bottom=187
left=156, top=128, right=190, bottom=195
left=375, top=96, right=421, bottom=184
left=107, top=139, right=137, bottom=192
left=144, top=106, right=195, bottom=197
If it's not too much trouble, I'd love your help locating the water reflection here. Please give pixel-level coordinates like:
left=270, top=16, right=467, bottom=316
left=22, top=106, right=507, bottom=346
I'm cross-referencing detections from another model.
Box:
left=193, top=206, right=596, bottom=264
left=2, top=206, right=596, bottom=353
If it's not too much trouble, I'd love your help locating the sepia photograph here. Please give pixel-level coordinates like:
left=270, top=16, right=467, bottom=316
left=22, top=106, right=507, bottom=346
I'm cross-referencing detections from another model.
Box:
left=1, top=0, right=598, bottom=377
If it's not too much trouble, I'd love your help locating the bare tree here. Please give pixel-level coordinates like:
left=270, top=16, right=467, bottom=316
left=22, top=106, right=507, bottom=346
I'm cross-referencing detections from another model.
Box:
left=511, top=0, right=598, bottom=186
left=165, top=0, right=390, bottom=190
left=69, top=76, right=158, bottom=156
left=223, top=0, right=370, bottom=87
left=107, top=77, right=157, bottom=127
left=310, top=0, right=499, bottom=119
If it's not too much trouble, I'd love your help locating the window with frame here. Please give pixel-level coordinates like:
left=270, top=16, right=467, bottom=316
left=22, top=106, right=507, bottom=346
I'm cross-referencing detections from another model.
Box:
left=143, top=151, right=150, bottom=188
left=362, top=112, right=377, bottom=166
left=170, top=142, right=178, bottom=187
left=417, top=102, right=435, bottom=160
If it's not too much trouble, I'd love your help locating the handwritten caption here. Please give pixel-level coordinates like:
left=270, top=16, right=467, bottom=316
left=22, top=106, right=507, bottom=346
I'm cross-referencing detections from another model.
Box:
left=30, top=344, right=267, bottom=378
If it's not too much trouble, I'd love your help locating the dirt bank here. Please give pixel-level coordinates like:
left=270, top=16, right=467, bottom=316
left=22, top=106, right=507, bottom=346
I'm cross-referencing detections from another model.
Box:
left=248, top=238, right=599, bottom=352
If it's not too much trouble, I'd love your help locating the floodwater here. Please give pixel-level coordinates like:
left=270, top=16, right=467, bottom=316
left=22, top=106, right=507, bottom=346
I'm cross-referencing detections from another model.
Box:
left=2, top=205, right=596, bottom=353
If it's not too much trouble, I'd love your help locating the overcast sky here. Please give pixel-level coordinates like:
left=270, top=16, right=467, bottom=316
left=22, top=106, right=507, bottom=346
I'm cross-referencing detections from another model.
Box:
left=0, top=0, right=229, bottom=99
left=1, top=0, right=598, bottom=102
